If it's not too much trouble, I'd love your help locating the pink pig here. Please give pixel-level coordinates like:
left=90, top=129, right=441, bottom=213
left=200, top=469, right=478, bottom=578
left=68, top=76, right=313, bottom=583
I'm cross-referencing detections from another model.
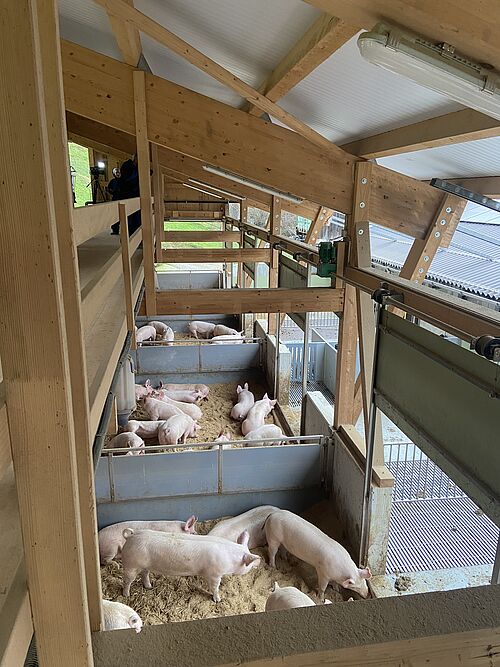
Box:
left=159, top=389, right=203, bottom=403
left=151, top=392, right=202, bottom=420
left=160, top=382, right=209, bottom=400
left=121, top=528, right=260, bottom=600
left=149, top=320, right=174, bottom=345
left=134, top=379, right=153, bottom=401
left=124, top=419, right=169, bottom=439
left=107, top=432, right=145, bottom=455
left=188, top=321, right=216, bottom=339
left=143, top=397, right=184, bottom=422
left=265, top=510, right=372, bottom=599
left=98, top=515, right=197, bottom=564
left=135, top=325, right=156, bottom=344
left=230, top=383, right=255, bottom=421
left=241, top=393, right=277, bottom=436
left=158, top=414, right=199, bottom=445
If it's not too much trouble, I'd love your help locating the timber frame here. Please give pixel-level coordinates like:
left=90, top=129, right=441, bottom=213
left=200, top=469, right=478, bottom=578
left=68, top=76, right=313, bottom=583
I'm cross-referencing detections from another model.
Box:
left=2, top=1, right=500, bottom=665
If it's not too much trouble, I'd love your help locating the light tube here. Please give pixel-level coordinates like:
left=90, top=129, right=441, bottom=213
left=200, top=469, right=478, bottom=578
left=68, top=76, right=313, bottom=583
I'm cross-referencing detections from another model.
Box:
left=202, top=165, right=304, bottom=204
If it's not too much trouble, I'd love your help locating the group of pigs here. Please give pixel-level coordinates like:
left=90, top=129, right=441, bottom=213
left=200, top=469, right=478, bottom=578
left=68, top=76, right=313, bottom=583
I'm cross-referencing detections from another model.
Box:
left=100, top=505, right=372, bottom=633
left=134, top=320, right=246, bottom=347
left=109, top=378, right=285, bottom=454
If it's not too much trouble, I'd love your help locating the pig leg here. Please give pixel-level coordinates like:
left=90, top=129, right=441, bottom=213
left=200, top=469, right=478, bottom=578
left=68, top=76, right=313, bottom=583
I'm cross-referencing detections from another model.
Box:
left=122, top=568, right=140, bottom=596
left=267, top=538, right=280, bottom=568
left=206, top=574, right=222, bottom=602
left=316, top=569, right=330, bottom=601
left=141, top=570, right=152, bottom=590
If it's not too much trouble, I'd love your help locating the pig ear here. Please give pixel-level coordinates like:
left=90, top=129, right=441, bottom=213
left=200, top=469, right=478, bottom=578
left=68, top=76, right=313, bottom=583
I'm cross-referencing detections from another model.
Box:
left=342, top=578, right=355, bottom=588
left=244, top=382, right=249, bottom=390
left=242, top=553, right=260, bottom=566
left=358, top=567, right=372, bottom=580
left=236, top=530, right=249, bottom=547
left=145, top=379, right=151, bottom=387
left=129, top=615, right=142, bottom=632
left=184, top=515, right=197, bottom=531
left=272, top=581, right=280, bottom=592
left=263, top=392, right=268, bottom=399
left=237, top=385, right=242, bottom=393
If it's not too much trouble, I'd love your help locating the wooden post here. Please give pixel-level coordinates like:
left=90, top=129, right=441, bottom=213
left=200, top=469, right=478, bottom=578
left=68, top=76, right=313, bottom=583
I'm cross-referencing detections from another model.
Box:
left=0, top=1, right=93, bottom=663
left=268, top=196, right=282, bottom=334
left=133, top=70, right=156, bottom=315
left=305, top=206, right=332, bottom=245
left=36, top=0, right=103, bottom=632
left=151, top=144, right=164, bottom=263
left=350, top=162, right=384, bottom=466
left=106, top=397, right=119, bottom=436
left=120, top=203, right=135, bottom=337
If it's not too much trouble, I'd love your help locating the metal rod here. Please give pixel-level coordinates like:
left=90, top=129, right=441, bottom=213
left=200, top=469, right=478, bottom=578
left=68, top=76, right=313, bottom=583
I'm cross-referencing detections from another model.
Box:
left=274, top=311, right=281, bottom=400
left=492, top=537, right=500, bottom=585
left=102, top=434, right=323, bottom=453
left=301, top=310, right=311, bottom=434
left=359, top=299, right=385, bottom=567
left=138, top=337, right=261, bottom=346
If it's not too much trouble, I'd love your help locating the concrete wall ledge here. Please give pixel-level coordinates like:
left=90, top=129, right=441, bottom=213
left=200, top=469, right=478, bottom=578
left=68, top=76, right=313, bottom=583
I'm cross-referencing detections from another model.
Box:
left=93, top=584, right=500, bottom=666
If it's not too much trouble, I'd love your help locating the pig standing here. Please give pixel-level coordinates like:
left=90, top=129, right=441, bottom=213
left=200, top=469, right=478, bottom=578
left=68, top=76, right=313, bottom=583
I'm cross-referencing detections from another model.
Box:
left=265, top=583, right=332, bottom=611
left=210, top=334, right=244, bottom=345
left=230, top=383, right=255, bottom=420
left=98, top=516, right=197, bottom=563
left=241, top=393, right=277, bottom=436
left=149, top=320, right=174, bottom=345
left=188, top=321, right=216, bottom=339
left=151, top=392, right=202, bottom=420
left=265, top=510, right=371, bottom=599
left=134, top=379, right=153, bottom=401
left=209, top=505, right=278, bottom=548
left=160, top=382, right=209, bottom=400
left=158, top=414, right=199, bottom=445
left=102, top=600, right=143, bottom=633
left=143, top=397, right=185, bottom=421
left=158, top=389, right=203, bottom=403
left=124, top=419, right=169, bottom=439
left=107, top=432, right=145, bottom=455
left=210, top=431, right=232, bottom=450
left=244, top=424, right=283, bottom=447
left=213, top=324, right=240, bottom=337
left=135, top=325, right=156, bottom=344
left=121, top=529, right=260, bottom=601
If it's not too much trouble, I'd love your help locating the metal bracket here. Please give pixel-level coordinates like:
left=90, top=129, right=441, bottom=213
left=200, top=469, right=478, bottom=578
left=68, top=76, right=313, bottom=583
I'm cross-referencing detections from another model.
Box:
left=371, top=282, right=404, bottom=305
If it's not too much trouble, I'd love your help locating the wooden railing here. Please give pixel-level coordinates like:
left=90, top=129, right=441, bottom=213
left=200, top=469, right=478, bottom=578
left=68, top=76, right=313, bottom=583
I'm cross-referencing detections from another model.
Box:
left=73, top=196, right=140, bottom=246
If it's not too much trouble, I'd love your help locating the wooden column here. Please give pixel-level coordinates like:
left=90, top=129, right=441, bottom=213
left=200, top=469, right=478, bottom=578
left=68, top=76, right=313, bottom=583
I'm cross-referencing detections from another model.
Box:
left=36, top=0, right=102, bottom=632
left=0, top=1, right=93, bottom=663
left=120, top=203, right=136, bottom=339
left=151, top=144, right=164, bottom=263
left=133, top=70, right=156, bottom=315
left=350, top=162, right=384, bottom=465
left=268, top=196, right=282, bottom=334
left=305, top=206, right=332, bottom=244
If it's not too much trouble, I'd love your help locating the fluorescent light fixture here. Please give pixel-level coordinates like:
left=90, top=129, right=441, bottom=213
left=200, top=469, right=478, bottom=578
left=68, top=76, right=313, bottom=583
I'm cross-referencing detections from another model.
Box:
left=187, top=179, right=244, bottom=200
left=430, top=178, right=500, bottom=212
left=202, top=165, right=304, bottom=205
left=182, top=183, right=224, bottom=199
left=97, top=160, right=106, bottom=169
left=358, top=23, right=500, bottom=120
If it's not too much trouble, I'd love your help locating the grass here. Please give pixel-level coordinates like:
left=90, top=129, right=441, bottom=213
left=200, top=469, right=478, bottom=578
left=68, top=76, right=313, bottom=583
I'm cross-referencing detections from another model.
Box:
left=68, top=142, right=91, bottom=207
left=163, top=220, right=225, bottom=249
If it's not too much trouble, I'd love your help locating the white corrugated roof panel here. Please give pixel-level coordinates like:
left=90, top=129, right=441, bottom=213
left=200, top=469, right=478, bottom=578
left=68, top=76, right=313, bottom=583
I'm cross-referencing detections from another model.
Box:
left=278, top=33, right=463, bottom=144
left=59, top=0, right=121, bottom=60
left=378, top=137, right=500, bottom=180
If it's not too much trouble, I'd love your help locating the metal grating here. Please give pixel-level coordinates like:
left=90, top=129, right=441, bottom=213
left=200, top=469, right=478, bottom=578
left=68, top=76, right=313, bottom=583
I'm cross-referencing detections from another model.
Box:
left=386, top=496, right=499, bottom=573
left=289, top=380, right=333, bottom=407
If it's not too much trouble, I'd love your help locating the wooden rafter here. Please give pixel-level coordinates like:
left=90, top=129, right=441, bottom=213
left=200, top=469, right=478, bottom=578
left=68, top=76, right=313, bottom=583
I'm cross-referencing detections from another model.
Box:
left=304, top=1, right=500, bottom=73
left=243, top=14, right=357, bottom=115
left=91, top=0, right=343, bottom=154
left=61, top=41, right=448, bottom=240
left=305, top=206, right=333, bottom=244
left=342, top=109, right=500, bottom=159
left=106, top=0, right=142, bottom=66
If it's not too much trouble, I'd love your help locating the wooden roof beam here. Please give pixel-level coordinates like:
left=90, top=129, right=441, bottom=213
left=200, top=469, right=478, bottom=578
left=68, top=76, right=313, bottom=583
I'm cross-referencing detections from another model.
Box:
left=106, top=0, right=142, bottom=66
left=243, top=14, right=357, bottom=115
left=342, top=109, right=500, bottom=159
left=91, top=0, right=343, bottom=154
left=304, top=1, right=500, bottom=73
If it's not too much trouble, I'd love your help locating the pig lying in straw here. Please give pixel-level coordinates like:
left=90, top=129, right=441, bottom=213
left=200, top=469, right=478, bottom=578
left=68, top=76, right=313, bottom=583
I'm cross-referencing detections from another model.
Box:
left=102, top=600, right=143, bottom=633
left=265, top=583, right=332, bottom=611
left=230, top=383, right=254, bottom=421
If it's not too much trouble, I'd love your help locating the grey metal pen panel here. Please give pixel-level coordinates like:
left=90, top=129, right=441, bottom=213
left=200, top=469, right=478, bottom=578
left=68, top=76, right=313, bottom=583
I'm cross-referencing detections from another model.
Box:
left=107, top=451, right=218, bottom=501
left=221, top=445, right=322, bottom=493
left=135, top=342, right=260, bottom=374
left=375, top=310, right=500, bottom=526
left=95, top=458, right=111, bottom=502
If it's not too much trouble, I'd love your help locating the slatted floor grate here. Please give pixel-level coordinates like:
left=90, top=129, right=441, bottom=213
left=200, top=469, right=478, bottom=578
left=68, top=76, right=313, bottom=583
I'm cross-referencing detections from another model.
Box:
left=386, top=496, right=499, bottom=573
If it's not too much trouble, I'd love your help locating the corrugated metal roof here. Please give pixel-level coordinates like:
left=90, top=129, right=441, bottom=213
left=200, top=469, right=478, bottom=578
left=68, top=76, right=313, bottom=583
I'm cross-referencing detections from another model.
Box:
left=371, top=223, right=500, bottom=301
left=462, top=201, right=500, bottom=224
